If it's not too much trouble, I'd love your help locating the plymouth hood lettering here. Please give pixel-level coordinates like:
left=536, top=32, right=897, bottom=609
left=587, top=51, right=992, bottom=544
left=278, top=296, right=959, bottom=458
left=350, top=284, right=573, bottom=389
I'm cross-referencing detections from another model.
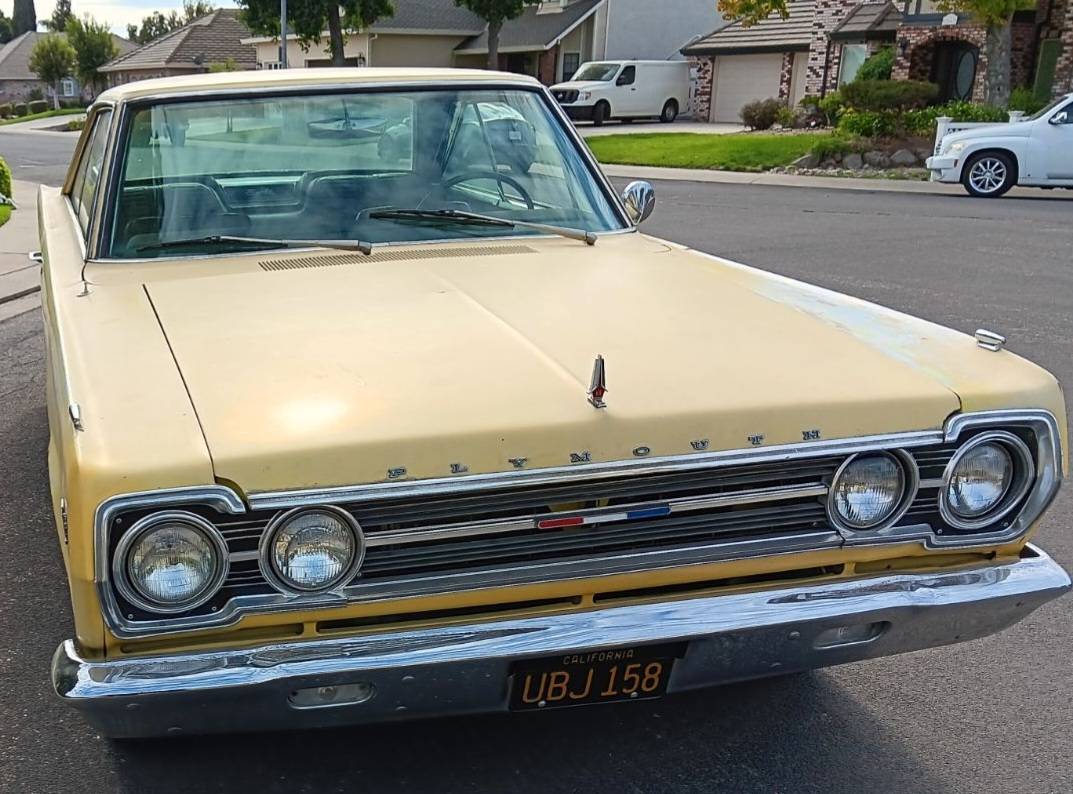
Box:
left=144, top=237, right=961, bottom=492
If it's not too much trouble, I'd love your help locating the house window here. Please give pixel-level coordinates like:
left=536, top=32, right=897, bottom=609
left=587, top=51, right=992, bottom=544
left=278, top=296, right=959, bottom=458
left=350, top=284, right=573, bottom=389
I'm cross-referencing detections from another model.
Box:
left=60, top=78, right=76, bottom=97
left=261, top=62, right=284, bottom=70
left=838, top=44, right=869, bottom=85
left=562, top=52, right=581, bottom=81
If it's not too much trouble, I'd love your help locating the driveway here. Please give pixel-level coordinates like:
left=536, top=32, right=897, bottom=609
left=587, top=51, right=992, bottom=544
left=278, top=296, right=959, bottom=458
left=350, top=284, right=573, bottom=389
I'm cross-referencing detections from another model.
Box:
left=2, top=179, right=1070, bottom=793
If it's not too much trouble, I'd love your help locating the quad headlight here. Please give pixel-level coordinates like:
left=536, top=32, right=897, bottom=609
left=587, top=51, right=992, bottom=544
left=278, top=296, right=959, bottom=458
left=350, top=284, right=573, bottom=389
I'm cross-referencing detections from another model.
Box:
left=114, top=512, right=228, bottom=613
left=261, top=507, right=364, bottom=594
left=828, top=452, right=915, bottom=531
left=940, top=432, right=1035, bottom=530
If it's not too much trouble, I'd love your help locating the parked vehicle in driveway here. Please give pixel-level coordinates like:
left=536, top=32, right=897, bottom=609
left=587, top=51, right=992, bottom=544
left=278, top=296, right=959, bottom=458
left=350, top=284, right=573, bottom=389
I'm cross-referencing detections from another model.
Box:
left=927, top=93, right=1073, bottom=197
left=551, top=60, right=690, bottom=126
left=42, top=68, right=1070, bottom=739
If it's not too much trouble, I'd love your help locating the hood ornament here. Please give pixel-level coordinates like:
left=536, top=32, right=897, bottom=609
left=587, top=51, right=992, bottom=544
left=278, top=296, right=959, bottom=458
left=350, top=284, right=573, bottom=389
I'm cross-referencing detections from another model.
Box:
left=587, top=355, right=608, bottom=409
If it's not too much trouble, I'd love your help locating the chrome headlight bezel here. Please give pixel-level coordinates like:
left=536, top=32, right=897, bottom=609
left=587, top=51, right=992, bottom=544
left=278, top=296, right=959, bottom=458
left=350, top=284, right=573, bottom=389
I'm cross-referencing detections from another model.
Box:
left=112, top=511, right=229, bottom=614
left=939, top=431, right=1035, bottom=531
left=826, top=450, right=919, bottom=532
left=259, top=506, right=365, bottom=596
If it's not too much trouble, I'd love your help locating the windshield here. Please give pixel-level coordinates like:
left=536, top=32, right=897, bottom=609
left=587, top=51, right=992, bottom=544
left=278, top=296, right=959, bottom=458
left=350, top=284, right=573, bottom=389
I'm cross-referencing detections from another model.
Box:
left=1027, top=95, right=1071, bottom=121
left=572, top=63, right=620, bottom=82
left=105, top=88, right=625, bottom=258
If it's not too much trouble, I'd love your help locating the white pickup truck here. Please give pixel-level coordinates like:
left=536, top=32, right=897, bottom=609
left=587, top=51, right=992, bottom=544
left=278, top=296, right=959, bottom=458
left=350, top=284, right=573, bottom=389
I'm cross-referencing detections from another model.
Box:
left=926, top=93, right=1073, bottom=197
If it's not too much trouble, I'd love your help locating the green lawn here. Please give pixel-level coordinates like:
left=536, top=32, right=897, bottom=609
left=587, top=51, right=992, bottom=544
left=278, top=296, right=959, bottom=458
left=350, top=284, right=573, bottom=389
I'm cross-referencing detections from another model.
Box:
left=0, top=205, right=11, bottom=228
left=0, top=107, right=86, bottom=126
left=586, top=132, right=832, bottom=172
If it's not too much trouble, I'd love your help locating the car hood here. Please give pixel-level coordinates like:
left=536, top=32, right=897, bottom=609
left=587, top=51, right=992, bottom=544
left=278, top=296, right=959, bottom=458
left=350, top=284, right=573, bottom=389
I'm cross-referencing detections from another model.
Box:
left=943, top=123, right=1031, bottom=147
left=144, top=235, right=963, bottom=495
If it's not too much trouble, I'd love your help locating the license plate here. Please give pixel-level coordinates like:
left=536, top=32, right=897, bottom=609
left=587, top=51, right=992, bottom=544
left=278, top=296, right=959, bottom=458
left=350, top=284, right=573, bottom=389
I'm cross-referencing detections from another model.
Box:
left=509, top=643, right=684, bottom=711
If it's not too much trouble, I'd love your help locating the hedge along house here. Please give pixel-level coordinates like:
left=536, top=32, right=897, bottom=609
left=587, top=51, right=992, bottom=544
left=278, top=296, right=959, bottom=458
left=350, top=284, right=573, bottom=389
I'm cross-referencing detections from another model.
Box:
left=684, top=0, right=1073, bottom=124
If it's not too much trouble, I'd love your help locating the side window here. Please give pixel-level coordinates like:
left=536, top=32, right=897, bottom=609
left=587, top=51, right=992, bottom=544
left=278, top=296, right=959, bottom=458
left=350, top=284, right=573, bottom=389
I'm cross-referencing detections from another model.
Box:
left=617, top=66, right=636, bottom=87
left=69, top=110, right=112, bottom=238
left=1056, top=103, right=1073, bottom=124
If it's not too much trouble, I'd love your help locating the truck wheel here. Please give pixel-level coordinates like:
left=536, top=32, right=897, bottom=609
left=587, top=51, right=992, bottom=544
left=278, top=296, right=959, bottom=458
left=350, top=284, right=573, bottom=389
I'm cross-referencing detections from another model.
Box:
left=962, top=152, right=1015, bottom=198
left=592, top=101, right=610, bottom=127
left=660, top=100, right=679, bottom=123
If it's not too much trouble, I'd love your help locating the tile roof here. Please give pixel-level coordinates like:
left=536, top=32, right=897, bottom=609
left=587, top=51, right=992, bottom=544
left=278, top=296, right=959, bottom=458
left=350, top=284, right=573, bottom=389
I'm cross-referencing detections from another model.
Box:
left=831, top=1, right=903, bottom=38
left=99, top=9, right=257, bottom=73
left=0, top=31, right=136, bottom=81
left=371, top=0, right=484, bottom=33
left=456, top=0, right=605, bottom=54
left=681, top=0, right=814, bottom=55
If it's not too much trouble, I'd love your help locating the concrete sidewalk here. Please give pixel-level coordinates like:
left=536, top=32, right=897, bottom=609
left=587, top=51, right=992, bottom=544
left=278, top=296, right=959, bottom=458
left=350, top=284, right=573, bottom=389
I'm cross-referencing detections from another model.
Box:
left=0, top=113, right=84, bottom=137
left=577, top=120, right=743, bottom=138
left=0, top=180, right=42, bottom=321
left=599, top=163, right=1059, bottom=198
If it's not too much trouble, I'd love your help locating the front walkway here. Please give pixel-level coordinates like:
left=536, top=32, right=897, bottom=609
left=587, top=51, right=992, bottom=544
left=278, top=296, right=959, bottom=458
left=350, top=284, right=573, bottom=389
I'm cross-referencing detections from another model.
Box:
left=0, top=180, right=42, bottom=321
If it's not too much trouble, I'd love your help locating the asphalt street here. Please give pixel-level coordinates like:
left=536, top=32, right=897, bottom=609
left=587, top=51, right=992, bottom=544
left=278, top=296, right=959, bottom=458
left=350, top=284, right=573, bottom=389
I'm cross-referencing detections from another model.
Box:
left=1, top=166, right=1072, bottom=793
left=0, top=130, right=75, bottom=188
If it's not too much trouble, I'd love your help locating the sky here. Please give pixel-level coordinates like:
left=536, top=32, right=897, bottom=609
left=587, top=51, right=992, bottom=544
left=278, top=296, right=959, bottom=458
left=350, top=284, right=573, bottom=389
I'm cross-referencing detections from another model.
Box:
left=0, top=0, right=240, bottom=36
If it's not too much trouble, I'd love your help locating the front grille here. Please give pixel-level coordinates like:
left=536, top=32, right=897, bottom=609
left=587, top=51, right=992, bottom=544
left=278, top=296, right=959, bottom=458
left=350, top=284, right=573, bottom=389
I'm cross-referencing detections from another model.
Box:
left=102, top=425, right=1043, bottom=632
left=553, top=89, right=579, bottom=104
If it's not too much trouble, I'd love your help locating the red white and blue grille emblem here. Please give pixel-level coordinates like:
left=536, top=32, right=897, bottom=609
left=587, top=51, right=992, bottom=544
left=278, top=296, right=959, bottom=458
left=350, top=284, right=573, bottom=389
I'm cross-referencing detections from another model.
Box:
left=537, top=504, right=671, bottom=530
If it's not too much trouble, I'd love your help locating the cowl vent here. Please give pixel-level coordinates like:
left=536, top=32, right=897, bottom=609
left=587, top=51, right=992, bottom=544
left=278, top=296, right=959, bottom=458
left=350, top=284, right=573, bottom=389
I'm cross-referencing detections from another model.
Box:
left=260, top=245, right=537, bottom=272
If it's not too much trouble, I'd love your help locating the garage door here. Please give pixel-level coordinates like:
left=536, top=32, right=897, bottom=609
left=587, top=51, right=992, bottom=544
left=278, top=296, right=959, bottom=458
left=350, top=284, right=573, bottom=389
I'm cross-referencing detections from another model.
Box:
left=711, top=54, right=784, bottom=123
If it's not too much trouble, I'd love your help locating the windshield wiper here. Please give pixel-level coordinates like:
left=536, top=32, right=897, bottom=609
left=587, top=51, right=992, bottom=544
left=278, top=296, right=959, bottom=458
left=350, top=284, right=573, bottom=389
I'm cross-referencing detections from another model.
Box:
left=136, top=235, right=373, bottom=255
left=369, top=208, right=597, bottom=246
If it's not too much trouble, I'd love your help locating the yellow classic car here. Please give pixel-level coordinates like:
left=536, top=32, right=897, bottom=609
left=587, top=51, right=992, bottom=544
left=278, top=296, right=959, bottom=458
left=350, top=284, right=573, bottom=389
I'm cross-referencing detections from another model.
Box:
left=44, top=68, right=1069, bottom=738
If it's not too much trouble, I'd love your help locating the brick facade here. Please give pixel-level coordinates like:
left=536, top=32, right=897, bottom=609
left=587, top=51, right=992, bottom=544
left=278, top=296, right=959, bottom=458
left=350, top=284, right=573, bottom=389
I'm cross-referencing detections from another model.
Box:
left=892, top=25, right=989, bottom=103
left=1054, top=0, right=1073, bottom=95
left=538, top=47, right=559, bottom=85
left=779, top=51, right=795, bottom=100
left=805, top=0, right=857, bottom=95
left=689, top=55, right=714, bottom=121
left=1010, top=20, right=1037, bottom=89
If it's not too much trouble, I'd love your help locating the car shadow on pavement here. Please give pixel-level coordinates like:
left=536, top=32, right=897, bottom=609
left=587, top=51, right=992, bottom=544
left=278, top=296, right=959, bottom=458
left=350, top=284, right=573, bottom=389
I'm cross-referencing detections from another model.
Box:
left=110, top=672, right=947, bottom=794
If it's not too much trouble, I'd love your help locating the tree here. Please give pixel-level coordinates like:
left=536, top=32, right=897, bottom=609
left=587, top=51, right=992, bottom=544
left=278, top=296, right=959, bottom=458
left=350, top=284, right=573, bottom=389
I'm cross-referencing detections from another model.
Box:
left=12, top=0, right=36, bottom=36
left=65, top=16, right=118, bottom=99
left=0, top=11, right=14, bottom=44
left=28, top=34, right=75, bottom=109
left=454, top=0, right=525, bottom=70
left=126, top=2, right=216, bottom=45
left=43, top=0, right=73, bottom=32
left=239, top=0, right=394, bottom=67
left=936, top=0, right=1035, bottom=107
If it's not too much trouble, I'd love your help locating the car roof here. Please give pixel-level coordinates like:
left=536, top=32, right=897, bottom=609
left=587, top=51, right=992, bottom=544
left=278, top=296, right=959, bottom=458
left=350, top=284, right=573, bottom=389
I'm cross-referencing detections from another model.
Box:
left=96, top=67, right=542, bottom=104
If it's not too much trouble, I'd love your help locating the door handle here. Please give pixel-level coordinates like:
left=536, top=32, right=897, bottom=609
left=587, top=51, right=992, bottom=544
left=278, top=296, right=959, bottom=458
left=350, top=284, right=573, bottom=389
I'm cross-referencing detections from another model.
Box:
left=28, top=251, right=43, bottom=264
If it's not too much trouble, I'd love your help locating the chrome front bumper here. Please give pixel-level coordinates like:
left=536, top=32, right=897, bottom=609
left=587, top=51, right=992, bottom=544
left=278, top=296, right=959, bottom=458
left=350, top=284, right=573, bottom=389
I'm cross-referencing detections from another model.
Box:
left=54, top=545, right=1070, bottom=738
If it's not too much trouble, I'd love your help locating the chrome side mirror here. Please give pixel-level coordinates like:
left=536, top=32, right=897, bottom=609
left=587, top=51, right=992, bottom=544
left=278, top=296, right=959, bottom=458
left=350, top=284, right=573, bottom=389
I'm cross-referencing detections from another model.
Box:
left=621, top=181, right=655, bottom=225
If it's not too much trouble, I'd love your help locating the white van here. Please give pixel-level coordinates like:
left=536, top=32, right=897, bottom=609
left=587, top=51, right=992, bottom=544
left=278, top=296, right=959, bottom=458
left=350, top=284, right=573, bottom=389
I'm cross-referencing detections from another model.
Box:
left=551, top=60, right=691, bottom=126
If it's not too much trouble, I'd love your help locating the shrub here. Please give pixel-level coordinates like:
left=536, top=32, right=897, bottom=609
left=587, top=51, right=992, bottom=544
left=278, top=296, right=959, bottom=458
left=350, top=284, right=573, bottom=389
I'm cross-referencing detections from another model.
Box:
left=28, top=99, right=48, bottom=114
left=0, top=103, right=12, bottom=118
left=1008, top=86, right=1047, bottom=115
left=0, top=156, right=12, bottom=201
left=816, top=90, right=845, bottom=125
left=775, top=104, right=797, bottom=128
left=28, top=87, right=44, bottom=101
left=903, top=101, right=1008, bottom=136
left=13, top=102, right=28, bottom=117
left=841, top=79, right=939, bottom=111
left=855, top=47, right=894, bottom=82
left=838, top=109, right=900, bottom=137
left=65, top=118, right=85, bottom=132
left=740, top=97, right=785, bottom=130
left=810, top=135, right=864, bottom=161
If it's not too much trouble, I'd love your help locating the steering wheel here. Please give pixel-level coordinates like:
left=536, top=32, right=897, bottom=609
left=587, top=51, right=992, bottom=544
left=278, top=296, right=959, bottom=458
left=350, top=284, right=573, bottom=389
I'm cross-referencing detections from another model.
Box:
left=441, top=170, right=535, bottom=210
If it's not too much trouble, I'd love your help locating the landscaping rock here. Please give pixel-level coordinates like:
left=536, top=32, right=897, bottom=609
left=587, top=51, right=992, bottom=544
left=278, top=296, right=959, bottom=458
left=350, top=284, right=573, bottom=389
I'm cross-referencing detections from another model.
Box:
left=791, top=153, right=820, bottom=168
left=863, top=150, right=891, bottom=168
left=916, top=148, right=933, bottom=162
left=820, top=158, right=837, bottom=169
left=891, top=148, right=919, bottom=167
left=844, top=153, right=864, bottom=169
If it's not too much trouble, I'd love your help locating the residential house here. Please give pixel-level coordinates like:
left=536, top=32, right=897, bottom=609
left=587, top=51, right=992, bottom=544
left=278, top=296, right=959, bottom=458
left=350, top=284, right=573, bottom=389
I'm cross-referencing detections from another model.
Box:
left=99, top=9, right=257, bottom=87
left=684, top=0, right=1073, bottom=123
left=0, top=31, right=136, bottom=104
left=244, top=0, right=721, bottom=85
